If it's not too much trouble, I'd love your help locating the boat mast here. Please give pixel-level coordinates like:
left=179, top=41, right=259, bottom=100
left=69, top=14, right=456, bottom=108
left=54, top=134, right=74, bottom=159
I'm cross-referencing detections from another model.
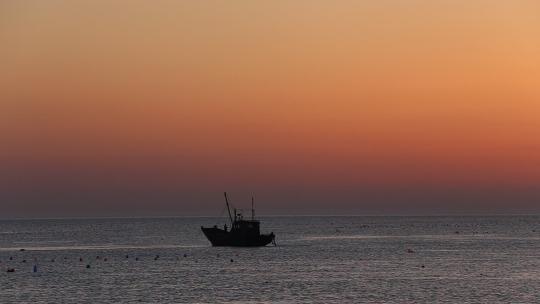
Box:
left=251, top=196, right=255, bottom=220
left=224, top=192, right=234, bottom=225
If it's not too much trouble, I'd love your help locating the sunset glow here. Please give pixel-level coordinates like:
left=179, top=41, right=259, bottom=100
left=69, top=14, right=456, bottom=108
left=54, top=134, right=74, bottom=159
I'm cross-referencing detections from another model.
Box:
left=1, top=1, right=539, bottom=215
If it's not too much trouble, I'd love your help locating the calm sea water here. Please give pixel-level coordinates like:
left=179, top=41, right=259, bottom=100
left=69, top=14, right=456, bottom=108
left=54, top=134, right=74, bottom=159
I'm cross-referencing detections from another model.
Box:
left=0, top=216, right=539, bottom=303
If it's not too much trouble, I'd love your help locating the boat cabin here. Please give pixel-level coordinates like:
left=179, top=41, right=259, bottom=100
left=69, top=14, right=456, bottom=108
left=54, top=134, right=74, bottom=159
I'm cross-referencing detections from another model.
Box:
left=232, top=219, right=260, bottom=234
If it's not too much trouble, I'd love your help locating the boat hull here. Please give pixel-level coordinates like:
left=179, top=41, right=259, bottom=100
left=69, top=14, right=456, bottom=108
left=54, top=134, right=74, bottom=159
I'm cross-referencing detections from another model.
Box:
left=201, top=227, right=274, bottom=247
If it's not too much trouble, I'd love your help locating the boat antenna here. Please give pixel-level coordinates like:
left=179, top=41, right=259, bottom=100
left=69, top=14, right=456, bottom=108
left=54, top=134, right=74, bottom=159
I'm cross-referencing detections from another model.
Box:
left=251, top=195, right=255, bottom=220
left=224, top=192, right=234, bottom=226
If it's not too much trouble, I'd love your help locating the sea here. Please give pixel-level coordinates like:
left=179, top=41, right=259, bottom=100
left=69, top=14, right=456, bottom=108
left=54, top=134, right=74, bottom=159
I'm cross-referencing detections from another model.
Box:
left=1, top=216, right=539, bottom=303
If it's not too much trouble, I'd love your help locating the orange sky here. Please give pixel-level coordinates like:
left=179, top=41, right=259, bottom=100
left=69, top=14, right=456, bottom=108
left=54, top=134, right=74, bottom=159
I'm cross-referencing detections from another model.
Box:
left=1, top=1, right=539, bottom=215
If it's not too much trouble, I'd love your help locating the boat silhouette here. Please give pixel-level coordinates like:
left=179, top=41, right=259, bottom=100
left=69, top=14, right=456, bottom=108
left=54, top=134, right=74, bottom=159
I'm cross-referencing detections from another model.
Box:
left=201, top=192, right=276, bottom=247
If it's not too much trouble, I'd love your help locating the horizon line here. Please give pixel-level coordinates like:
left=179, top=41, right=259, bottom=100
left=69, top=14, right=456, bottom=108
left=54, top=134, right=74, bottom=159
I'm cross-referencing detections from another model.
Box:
left=1, top=213, right=539, bottom=221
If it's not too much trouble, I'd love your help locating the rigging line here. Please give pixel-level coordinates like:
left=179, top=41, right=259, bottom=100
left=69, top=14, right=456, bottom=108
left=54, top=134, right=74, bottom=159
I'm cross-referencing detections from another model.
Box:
left=218, top=204, right=227, bottom=218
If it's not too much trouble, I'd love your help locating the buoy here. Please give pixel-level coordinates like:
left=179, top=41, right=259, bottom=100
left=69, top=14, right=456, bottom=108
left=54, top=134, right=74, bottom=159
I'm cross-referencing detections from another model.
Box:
left=154, top=255, right=159, bottom=261
left=135, top=257, right=139, bottom=261
left=20, top=248, right=25, bottom=252
left=86, top=264, right=91, bottom=268
left=33, top=265, right=37, bottom=273
left=125, top=255, right=129, bottom=259
left=183, top=254, right=187, bottom=258
left=79, top=258, right=83, bottom=262
left=407, top=249, right=415, bottom=253
left=104, top=258, right=107, bottom=262
left=7, top=268, right=15, bottom=273
left=230, top=259, right=234, bottom=263
left=22, top=259, right=27, bottom=263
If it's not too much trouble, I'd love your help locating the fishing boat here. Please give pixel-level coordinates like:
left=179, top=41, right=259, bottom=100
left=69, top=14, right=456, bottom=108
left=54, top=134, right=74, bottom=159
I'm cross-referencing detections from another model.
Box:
left=201, top=193, right=276, bottom=247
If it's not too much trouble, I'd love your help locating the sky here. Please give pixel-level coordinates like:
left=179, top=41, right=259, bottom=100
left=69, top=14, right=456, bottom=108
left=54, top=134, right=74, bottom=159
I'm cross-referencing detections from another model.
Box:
left=1, top=1, right=539, bottom=217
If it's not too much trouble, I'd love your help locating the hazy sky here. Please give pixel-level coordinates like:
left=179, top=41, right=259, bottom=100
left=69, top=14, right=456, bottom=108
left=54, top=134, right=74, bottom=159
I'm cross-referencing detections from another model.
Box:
left=1, top=1, right=539, bottom=216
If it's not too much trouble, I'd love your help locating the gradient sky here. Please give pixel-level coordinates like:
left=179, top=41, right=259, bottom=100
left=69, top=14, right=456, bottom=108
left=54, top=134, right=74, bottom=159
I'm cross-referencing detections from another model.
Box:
left=1, top=1, right=539, bottom=216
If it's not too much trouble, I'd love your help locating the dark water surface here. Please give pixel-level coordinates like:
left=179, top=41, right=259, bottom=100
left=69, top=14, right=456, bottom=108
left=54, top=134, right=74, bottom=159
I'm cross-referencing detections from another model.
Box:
left=1, top=216, right=539, bottom=303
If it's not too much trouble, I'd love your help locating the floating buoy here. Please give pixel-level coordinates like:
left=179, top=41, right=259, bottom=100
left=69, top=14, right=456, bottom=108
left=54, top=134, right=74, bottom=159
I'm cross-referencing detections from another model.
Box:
left=125, top=255, right=129, bottom=259
left=86, top=264, right=91, bottom=269
left=230, top=259, right=234, bottom=263
left=104, top=258, right=108, bottom=262
left=7, top=268, right=15, bottom=273
left=135, top=257, right=139, bottom=261
left=154, top=255, right=159, bottom=261
left=22, top=259, right=27, bottom=263
left=183, top=254, right=187, bottom=258
left=79, top=258, right=83, bottom=262
left=33, top=265, right=37, bottom=273
left=19, top=249, right=25, bottom=252
left=407, top=249, right=415, bottom=254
